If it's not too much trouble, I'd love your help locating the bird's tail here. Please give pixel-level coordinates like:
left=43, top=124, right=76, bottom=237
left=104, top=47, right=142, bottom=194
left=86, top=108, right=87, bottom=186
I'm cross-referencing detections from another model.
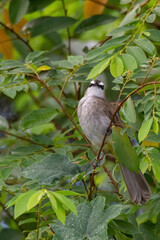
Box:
left=120, top=163, right=151, bottom=204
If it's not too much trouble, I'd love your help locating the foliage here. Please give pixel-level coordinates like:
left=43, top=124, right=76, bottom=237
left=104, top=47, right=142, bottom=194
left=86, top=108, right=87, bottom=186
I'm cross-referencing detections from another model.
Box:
left=0, top=0, right=160, bottom=239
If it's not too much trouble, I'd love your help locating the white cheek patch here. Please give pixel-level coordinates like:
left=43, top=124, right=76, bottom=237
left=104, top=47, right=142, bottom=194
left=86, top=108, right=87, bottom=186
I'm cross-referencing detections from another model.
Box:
left=90, top=80, right=95, bottom=84
left=99, top=81, right=104, bottom=86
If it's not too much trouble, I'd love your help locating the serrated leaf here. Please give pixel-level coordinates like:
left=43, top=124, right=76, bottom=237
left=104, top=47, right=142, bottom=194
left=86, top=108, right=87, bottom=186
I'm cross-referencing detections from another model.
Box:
left=53, top=197, right=130, bottom=240
left=126, top=46, right=147, bottom=65
left=87, top=58, right=110, bottom=79
left=134, top=38, right=156, bottom=56
left=110, top=56, right=124, bottom=78
left=138, top=118, right=153, bottom=142
left=20, top=108, right=56, bottom=130
left=22, top=154, right=79, bottom=185
left=112, top=127, right=139, bottom=173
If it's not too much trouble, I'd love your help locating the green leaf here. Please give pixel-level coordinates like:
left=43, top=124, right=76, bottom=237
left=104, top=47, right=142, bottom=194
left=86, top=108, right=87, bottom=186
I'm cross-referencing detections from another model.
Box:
left=53, top=197, right=130, bottom=240
left=85, top=35, right=130, bottom=61
left=0, top=167, right=12, bottom=180
left=9, top=0, right=29, bottom=24
left=87, top=58, right=110, bottom=79
left=29, top=17, right=76, bottom=37
left=146, top=14, right=156, bottom=23
left=138, top=118, right=153, bottom=142
left=115, top=230, right=133, bottom=240
left=56, top=190, right=82, bottom=196
left=68, top=56, right=84, bottom=66
left=47, top=191, right=66, bottom=224
left=14, top=191, right=37, bottom=219
left=123, top=97, right=136, bottom=123
left=134, top=38, right=156, bottom=56
left=112, top=127, right=139, bottom=173
left=25, top=51, right=45, bottom=63
left=20, top=108, right=57, bottom=130
left=27, top=190, right=44, bottom=211
left=52, top=192, right=77, bottom=215
left=145, top=29, right=160, bottom=43
left=126, top=46, right=147, bottom=65
left=153, top=118, right=159, bottom=135
left=0, top=116, right=9, bottom=130
left=22, top=154, right=79, bottom=185
left=120, top=54, right=137, bottom=72
left=153, top=6, right=160, bottom=16
left=75, top=14, right=115, bottom=34
left=119, top=4, right=139, bottom=27
left=110, top=56, right=124, bottom=78
left=109, top=25, right=136, bottom=36
left=1, top=88, right=16, bottom=99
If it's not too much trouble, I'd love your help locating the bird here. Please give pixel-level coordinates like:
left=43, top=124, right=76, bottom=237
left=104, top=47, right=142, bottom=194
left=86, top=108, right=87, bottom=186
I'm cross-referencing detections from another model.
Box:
left=77, top=79, right=151, bottom=204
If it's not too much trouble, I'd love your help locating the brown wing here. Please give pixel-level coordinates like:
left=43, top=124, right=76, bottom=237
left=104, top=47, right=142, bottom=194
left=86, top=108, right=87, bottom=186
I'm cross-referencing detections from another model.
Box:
left=103, top=100, right=122, bottom=127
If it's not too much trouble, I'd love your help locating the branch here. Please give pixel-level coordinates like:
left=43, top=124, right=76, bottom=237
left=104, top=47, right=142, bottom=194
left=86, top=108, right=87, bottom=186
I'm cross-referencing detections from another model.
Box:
left=61, top=0, right=71, bottom=55
left=102, top=165, right=124, bottom=200
left=0, top=21, right=33, bottom=52
left=108, top=81, right=160, bottom=130
left=41, top=216, right=55, bottom=235
left=0, top=130, right=45, bottom=146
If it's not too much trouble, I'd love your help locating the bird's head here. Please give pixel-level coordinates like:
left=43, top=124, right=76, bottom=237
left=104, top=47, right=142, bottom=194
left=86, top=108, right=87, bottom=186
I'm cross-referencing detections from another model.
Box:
left=85, top=80, right=105, bottom=98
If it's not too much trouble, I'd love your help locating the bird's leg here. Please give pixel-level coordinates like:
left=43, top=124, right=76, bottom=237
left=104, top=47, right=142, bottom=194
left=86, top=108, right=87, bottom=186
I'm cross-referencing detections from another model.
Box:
left=93, top=153, right=105, bottom=167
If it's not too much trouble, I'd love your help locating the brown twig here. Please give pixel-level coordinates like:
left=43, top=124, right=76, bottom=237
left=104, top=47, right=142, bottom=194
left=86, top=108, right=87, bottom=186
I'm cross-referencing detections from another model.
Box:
left=61, top=0, right=71, bottom=55
left=102, top=165, right=124, bottom=200
left=41, top=216, right=55, bottom=234
left=140, top=0, right=150, bottom=7
left=0, top=130, right=44, bottom=146
left=141, top=57, right=158, bottom=85
left=108, top=81, right=160, bottom=131
left=0, top=21, right=33, bottom=52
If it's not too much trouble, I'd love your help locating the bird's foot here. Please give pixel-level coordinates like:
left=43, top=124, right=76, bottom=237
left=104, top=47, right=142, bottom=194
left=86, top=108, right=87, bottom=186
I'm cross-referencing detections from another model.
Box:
left=93, top=154, right=105, bottom=167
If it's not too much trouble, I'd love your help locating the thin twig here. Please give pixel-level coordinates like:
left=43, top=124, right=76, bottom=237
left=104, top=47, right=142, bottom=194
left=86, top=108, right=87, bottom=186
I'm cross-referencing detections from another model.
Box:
left=41, top=216, right=55, bottom=235
left=0, top=21, right=33, bottom=52
left=108, top=81, right=160, bottom=130
left=102, top=165, right=124, bottom=200
left=36, top=201, right=41, bottom=240
left=0, top=130, right=44, bottom=146
left=61, top=0, right=71, bottom=55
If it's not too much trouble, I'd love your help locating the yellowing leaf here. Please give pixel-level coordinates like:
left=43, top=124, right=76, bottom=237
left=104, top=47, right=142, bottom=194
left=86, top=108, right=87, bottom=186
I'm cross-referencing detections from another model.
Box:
left=37, top=65, right=51, bottom=71
left=84, top=0, right=108, bottom=19
left=0, top=29, right=13, bottom=59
